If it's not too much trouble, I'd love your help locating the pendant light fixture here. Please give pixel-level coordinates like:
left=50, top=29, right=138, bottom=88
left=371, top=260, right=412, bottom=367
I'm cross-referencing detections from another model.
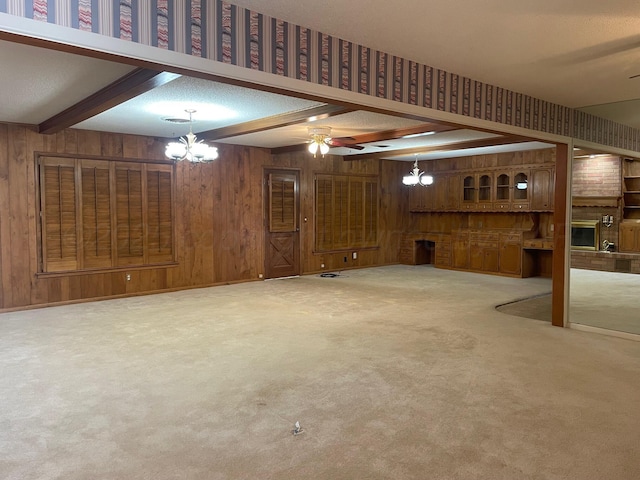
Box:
left=402, top=157, right=433, bottom=186
left=165, top=109, right=218, bottom=163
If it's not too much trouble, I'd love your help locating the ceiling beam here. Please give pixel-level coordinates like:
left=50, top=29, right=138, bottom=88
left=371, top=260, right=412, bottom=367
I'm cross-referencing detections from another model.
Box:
left=270, top=123, right=459, bottom=155
left=341, top=123, right=458, bottom=145
left=199, top=104, right=351, bottom=141
left=38, top=68, right=180, bottom=134
left=344, top=135, right=534, bottom=161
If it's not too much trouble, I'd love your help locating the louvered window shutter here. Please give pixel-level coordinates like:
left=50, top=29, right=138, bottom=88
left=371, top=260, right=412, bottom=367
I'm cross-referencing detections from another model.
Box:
left=40, top=157, right=79, bottom=272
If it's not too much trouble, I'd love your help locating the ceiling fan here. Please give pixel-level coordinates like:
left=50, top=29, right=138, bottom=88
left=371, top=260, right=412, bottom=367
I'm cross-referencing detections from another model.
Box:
left=307, top=126, right=365, bottom=157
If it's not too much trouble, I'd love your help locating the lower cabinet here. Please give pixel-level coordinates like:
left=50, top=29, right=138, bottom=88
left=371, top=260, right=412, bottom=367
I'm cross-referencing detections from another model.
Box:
left=469, top=232, right=499, bottom=273
left=451, top=231, right=470, bottom=269
left=435, top=237, right=452, bottom=267
left=619, top=222, right=640, bottom=252
left=450, top=230, right=523, bottom=276
left=401, top=230, right=525, bottom=277
left=499, top=233, right=523, bottom=275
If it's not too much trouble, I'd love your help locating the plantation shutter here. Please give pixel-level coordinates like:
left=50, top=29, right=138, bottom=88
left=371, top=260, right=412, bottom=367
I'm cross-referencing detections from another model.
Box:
left=146, top=165, right=174, bottom=263
left=269, top=173, right=297, bottom=233
left=315, top=175, right=333, bottom=251
left=364, top=179, right=378, bottom=246
left=333, top=176, right=349, bottom=249
left=315, top=174, right=377, bottom=251
left=80, top=160, right=112, bottom=268
left=40, top=157, right=79, bottom=272
left=349, top=178, right=364, bottom=245
left=115, top=162, right=145, bottom=266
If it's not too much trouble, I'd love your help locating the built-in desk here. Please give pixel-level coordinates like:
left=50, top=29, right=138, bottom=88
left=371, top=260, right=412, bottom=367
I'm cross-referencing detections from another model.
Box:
left=401, top=232, right=554, bottom=278
left=522, top=238, right=553, bottom=277
left=400, top=233, right=451, bottom=267
left=523, top=238, right=554, bottom=250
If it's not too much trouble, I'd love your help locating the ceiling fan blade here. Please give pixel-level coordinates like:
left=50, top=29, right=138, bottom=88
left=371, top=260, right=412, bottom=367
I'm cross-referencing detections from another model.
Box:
left=326, top=137, right=364, bottom=150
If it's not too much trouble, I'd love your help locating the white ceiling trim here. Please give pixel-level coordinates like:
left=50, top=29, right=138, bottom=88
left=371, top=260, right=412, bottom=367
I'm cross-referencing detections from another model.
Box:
left=0, top=12, right=572, bottom=146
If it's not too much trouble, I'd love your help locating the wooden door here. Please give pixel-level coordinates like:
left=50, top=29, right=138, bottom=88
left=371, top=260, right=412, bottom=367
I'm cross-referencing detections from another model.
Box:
left=264, top=169, right=300, bottom=279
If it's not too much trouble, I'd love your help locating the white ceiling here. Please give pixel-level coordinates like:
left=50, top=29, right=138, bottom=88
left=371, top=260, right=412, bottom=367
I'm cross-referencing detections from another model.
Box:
left=230, top=0, right=640, bottom=127
left=4, top=1, right=640, bottom=159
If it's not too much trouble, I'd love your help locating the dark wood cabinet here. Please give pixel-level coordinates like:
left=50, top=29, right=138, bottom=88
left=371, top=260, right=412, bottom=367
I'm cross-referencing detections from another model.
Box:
left=494, top=173, right=511, bottom=210
left=432, top=174, right=460, bottom=211
left=512, top=171, right=530, bottom=211
left=623, top=176, right=640, bottom=220
left=435, top=237, right=451, bottom=267
left=417, top=167, right=549, bottom=213
left=451, top=231, right=470, bottom=269
left=530, top=167, right=554, bottom=211
left=619, top=222, right=640, bottom=252
left=469, top=232, right=499, bottom=272
left=499, top=233, right=522, bottom=275
left=408, top=183, right=434, bottom=211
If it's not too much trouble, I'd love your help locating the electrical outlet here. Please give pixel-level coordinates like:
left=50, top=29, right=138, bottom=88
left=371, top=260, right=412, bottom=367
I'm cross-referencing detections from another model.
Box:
left=320, top=263, right=325, bottom=268
left=343, top=256, right=348, bottom=262
left=126, top=273, right=131, bottom=281
left=258, top=273, right=263, bottom=279
left=352, top=252, right=357, bottom=259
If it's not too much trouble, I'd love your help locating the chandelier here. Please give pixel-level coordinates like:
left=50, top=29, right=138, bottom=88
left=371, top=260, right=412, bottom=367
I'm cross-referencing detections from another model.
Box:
left=165, top=109, right=218, bottom=162
left=307, top=126, right=331, bottom=157
left=402, top=158, right=433, bottom=186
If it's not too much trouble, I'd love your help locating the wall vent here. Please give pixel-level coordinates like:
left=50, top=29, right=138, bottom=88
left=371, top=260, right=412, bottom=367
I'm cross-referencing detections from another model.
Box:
left=614, top=259, right=631, bottom=272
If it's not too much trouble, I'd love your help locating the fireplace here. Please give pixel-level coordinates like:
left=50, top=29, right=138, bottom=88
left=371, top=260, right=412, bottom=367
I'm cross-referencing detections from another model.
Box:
left=571, top=220, right=600, bottom=251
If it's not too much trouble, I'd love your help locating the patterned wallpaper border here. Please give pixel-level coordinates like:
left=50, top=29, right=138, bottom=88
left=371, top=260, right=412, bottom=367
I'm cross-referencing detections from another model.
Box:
left=2, top=0, right=639, bottom=152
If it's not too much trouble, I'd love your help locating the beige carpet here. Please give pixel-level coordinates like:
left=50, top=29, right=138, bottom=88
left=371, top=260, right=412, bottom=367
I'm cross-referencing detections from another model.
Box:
left=1, top=265, right=639, bottom=479
left=570, top=268, right=640, bottom=335
left=496, top=293, right=552, bottom=322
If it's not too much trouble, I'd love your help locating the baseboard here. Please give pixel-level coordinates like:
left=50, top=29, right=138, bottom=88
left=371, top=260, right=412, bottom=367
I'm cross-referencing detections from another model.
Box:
left=569, top=322, right=640, bottom=342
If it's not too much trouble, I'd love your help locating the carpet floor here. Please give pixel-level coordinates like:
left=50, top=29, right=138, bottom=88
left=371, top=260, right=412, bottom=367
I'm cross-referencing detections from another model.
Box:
left=1, top=265, right=639, bottom=479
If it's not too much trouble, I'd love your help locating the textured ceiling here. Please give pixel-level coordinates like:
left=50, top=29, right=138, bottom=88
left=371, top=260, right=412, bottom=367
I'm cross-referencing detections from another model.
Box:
left=229, top=0, right=640, bottom=127
left=0, top=40, right=135, bottom=124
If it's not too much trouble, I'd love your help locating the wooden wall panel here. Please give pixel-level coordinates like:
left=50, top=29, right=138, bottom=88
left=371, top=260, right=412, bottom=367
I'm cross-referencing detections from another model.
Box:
left=8, top=125, right=31, bottom=307
left=0, top=124, right=276, bottom=310
left=0, top=124, right=8, bottom=308
left=1, top=122, right=552, bottom=311
left=268, top=152, right=406, bottom=274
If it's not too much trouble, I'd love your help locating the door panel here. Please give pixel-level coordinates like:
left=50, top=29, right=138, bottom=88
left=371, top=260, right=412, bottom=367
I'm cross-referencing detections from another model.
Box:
left=265, top=170, right=300, bottom=278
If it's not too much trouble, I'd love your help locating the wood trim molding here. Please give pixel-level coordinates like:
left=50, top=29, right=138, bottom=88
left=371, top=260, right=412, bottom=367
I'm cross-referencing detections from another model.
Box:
left=38, top=69, right=180, bottom=134
left=552, top=143, right=570, bottom=327
left=343, top=135, right=533, bottom=161
left=200, top=104, right=351, bottom=141
left=572, top=196, right=620, bottom=207
left=270, top=123, right=460, bottom=155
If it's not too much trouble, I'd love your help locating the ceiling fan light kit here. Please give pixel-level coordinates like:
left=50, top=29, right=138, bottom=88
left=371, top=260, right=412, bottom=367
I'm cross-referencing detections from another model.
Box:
left=307, top=126, right=332, bottom=158
left=402, top=159, right=434, bottom=187
left=165, top=109, right=219, bottom=163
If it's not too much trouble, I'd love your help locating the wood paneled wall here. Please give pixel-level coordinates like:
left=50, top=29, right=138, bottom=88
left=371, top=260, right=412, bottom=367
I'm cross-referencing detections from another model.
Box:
left=408, top=149, right=556, bottom=234
left=270, top=152, right=408, bottom=273
left=0, top=123, right=407, bottom=310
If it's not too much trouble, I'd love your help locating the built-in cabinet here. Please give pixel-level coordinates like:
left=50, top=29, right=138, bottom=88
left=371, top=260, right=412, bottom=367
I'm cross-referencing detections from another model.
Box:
left=619, top=159, right=640, bottom=252
left=619, top=222, right=640, bottom=253
left=530, top=167, right=554, bottom=211
left=410, top=165, right=554, bottom=213
left=622, top=173, right=640, bottom=220
left=499, top=233, right=523, bottom=275
left=400, top=230, right=539, bottom=277
left=451, top=231, right=470, bottom=269
left=453, top=230, right=523, bottom=276
left=469, top=232, right=499, bottom=272
left=433, top=174, right=460, bottom=211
